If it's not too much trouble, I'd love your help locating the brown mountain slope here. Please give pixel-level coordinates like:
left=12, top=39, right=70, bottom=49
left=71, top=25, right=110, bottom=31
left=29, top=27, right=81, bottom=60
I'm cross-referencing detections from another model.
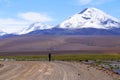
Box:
left=0, top=35, right=120, bottom=55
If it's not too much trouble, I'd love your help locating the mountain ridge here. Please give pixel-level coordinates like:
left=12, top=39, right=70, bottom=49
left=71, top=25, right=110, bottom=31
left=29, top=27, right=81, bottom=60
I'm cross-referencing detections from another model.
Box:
left=1, top=7, right=120, bottom=36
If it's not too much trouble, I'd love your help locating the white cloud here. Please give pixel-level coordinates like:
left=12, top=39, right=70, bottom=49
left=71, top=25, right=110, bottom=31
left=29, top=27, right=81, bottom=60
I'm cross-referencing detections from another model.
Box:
left=0, top=12, right=53, bottom=33
left=0, top=18, right=30, bottom=33
left=19, top=12, right=53, bottom=22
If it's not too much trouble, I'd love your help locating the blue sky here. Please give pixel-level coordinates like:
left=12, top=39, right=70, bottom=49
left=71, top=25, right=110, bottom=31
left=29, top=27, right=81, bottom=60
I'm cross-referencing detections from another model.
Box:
left=0, top=0, right=120, bottom=33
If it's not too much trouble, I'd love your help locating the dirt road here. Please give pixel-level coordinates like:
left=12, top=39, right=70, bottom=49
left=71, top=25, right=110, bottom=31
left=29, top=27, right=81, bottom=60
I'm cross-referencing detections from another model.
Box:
left=0, top=61, right=119, bottom=80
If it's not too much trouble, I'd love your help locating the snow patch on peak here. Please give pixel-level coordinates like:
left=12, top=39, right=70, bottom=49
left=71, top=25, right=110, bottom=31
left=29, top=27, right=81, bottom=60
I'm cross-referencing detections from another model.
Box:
left=18, top=22, right=53, bottom=35
left=59, top=7, right=120, bottom=29
left=78, top=7, right=99, bottom=14
left=0, top=30, right=7, bottom=36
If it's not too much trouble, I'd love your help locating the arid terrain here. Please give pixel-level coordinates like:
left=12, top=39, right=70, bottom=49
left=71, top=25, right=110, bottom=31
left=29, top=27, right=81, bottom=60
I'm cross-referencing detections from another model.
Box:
left=0, top=35, right=120, bottom=80
left=0, top=35, right=120, bottom=56
left=0, top=61, right=119, bottom=80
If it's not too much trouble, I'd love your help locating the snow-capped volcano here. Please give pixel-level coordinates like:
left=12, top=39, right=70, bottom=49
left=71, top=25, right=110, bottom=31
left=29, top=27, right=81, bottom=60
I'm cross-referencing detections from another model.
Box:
left=58, top=7, right=120, bottom=29
left=18, top=22, right=53, bottom=35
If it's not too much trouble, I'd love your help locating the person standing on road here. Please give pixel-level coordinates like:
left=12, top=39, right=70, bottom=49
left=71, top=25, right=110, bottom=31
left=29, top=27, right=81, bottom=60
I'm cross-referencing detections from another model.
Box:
left=48, top=53, right=51, bottom=61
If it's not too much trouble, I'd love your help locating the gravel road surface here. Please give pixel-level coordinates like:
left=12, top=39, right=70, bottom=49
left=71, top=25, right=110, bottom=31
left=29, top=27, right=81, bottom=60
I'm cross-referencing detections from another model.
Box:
left=0, top=61, right=119, bottom=80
